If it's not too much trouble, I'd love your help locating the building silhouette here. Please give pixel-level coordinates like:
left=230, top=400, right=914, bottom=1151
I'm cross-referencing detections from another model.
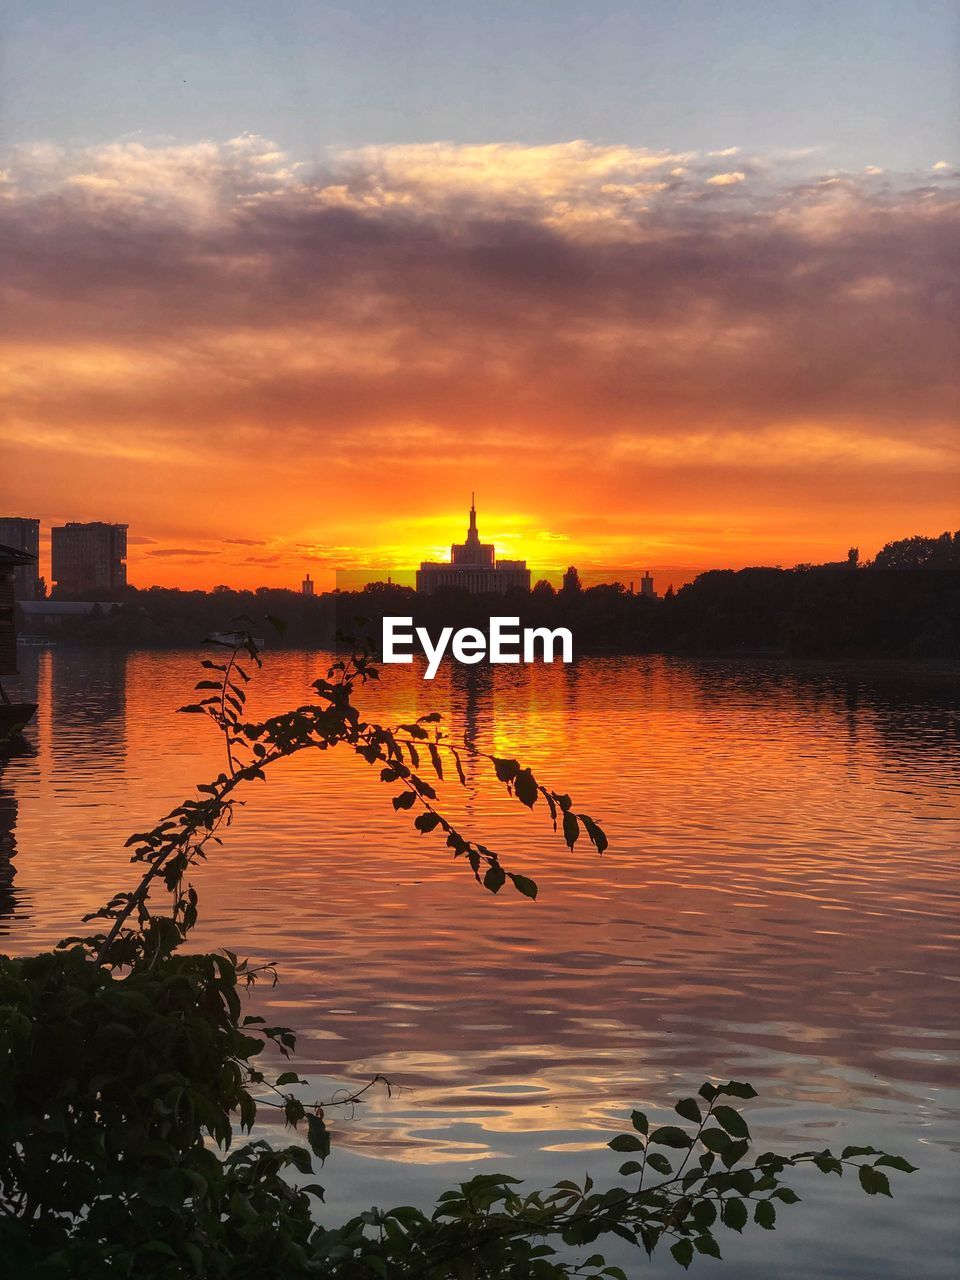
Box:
left=301, top=573, right=315, bottom=596
left=639, top=570, right=657, bottom=599
left=416, top=497, right=531, bottom=595
left=0, top=543, right=36, bottom=674
left=51, top=522, right=127, bottom=597
left=0, top=518, right=42, bottom=599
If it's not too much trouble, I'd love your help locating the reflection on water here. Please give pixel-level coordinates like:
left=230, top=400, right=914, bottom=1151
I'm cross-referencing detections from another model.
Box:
left=2, top=649, right=959, bottom=1277
left=0, top=755, right=23, bottom=925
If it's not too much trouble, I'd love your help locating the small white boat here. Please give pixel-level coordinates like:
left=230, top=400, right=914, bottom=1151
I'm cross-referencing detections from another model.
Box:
left=206, top=632, right=267, bottom=649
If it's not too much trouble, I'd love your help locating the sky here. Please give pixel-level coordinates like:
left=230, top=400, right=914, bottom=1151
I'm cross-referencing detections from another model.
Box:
left=1, top=1, right=958, bottom=590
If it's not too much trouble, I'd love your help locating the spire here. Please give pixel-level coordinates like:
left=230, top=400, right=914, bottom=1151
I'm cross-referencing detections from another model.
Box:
left=467, top=492, right=479, bottom=542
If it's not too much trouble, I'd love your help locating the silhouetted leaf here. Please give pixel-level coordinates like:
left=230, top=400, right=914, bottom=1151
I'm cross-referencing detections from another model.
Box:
left=858, top=1166, right=892, bottom=1197
left=670, top=1239, right=693, bottom=1269
left=483, top=865, right=506, bottom=894
left=722, top=1198, right=748, bottom=1232
left=674, top=1097, right=701, bottom=1124
left=755, top=1200, right=776, bottom=1229
left=508, top=873, right=538, bottom=900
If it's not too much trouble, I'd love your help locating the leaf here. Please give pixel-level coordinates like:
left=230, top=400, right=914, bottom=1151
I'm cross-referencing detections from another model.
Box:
left=755, top=1200, right=776, bottom=1230
left=692, top=1200, right=717, bottom=1230
left=694, top=1236, right=722, bottom=1258
left=674, top=1097, right=701, bottom=1125
left=713, top=1105, right=750, bottom=1139
left=580, top=813, right=608, bottom=854
left=873, top=1155, right=917, bottom=1174
left=508, top=873, right=538, bottom=900
left=276, top=1072, right=301, bottom=1086
left=646, top=1152, right=672, bottom=1175
left=608, top=1134, right=645, bottom=1153
left=483, top=864, right=506, bottom=894
left=562, top=810, right=580, bottom=849
left=414, top=812, right=441, bottom=834
left=722, top=1198, right=748, bottom=1232
left=266, top=614, right=287, bottom=637
left=648, top=1126, right=693, bottom=1149
left=772, top=1187, right=801, bottom=1204
left=306, top=1113, right=330, bottom=1163
left=238, top=1091, right=257, bottom=1133
left=670, top=1239, right=694, bottom=1269
left=286, top=1145, right=313, bottom=1174
left=618, top=1161, right=643, bottom=1176
left=858, top=1165, right=892, bottom=1197
left=700, top=1127, right=732, bottom=1152
left=392, top=791, right=417, bottom=811
left=493, top=757, right=519, bottom=783
left=514, top=768, right=539, bottom=808
left=630, top=1109, right=649, bottom=1135
left=720, top=1138, right=750, bottom=1168
left=720, top=1081, right=758, bottom=1100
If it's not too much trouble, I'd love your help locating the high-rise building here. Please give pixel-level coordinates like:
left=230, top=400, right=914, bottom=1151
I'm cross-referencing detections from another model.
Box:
left=301, top=573, right=315, bottom=596
left=639, top=570, right=657, bottom=599
left=416, top=497, right=531, bottom=594
left=51, top=522, right=127, bottom=597
left=0, top=518, right=42, bottom=600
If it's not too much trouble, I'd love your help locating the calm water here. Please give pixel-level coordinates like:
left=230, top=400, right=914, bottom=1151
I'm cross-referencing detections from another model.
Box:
left=2, top=648, right=958, bottom=1277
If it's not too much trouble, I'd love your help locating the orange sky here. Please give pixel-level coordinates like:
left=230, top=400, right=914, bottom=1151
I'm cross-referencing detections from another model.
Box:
left=2, top=139, right=957, bottom=591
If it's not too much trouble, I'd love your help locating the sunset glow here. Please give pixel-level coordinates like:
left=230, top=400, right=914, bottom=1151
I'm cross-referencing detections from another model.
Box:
left=3, top=136, right=957, bottom=589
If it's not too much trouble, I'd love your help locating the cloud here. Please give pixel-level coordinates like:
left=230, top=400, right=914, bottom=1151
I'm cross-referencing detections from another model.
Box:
left=0, top=135, right=957, bottom=587
left=147, top=547, right=218, bottom=557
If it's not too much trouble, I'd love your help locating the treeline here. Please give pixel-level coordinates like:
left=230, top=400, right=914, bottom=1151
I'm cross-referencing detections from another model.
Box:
left=20, top=531, right=960, bottom=659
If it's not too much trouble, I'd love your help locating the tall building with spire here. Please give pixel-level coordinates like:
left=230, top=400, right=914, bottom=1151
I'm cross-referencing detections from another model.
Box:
left=416, top=496, right=530, bottom=594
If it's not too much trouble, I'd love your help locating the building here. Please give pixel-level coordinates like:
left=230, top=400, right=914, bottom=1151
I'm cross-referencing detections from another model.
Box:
left=639, top=570, right=656, bottom=599
left=301, top=573, right=315, bottom=596
left=0, top=519, right=42, bottom=600
left=51, top=522, right=127, bottom=597
left=1, top=543, right=37, bottom=676
left=416, top=497, right=531, bottom=595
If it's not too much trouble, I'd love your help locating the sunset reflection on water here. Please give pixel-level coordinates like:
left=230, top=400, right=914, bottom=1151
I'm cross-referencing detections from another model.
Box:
left=2, top=648, right=958, bottom=1277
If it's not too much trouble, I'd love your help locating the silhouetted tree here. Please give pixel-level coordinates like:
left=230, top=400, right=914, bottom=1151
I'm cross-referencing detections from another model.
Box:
left=872, top=530, right=960, bottom=570
left=561, top=565, right=582, bottom=596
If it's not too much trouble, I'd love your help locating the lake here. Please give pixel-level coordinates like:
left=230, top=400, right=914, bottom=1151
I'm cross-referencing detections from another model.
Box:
left=2, top=647, right=958, bottom=1277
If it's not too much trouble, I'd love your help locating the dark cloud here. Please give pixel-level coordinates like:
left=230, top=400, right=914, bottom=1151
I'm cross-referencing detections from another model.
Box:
left=1, top=139, right=957, bottom=475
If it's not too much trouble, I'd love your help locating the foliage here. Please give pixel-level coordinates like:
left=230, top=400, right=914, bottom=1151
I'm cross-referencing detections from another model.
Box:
left=872, top=529, right=960, bottom=571
left=0, top=631, right=916, bottom=1277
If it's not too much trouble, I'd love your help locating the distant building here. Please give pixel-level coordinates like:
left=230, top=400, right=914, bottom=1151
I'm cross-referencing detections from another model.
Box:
left=0, top=544, right=35, bottom=674
left=416, top=497, right=531, bottom=595
left=301, top=573, right=315, bottom=596
left=51, top=522, right=127, bottom=597
left=639, top=570, right=656, bottom=599
left=0, top=519, right=42, bottom=600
